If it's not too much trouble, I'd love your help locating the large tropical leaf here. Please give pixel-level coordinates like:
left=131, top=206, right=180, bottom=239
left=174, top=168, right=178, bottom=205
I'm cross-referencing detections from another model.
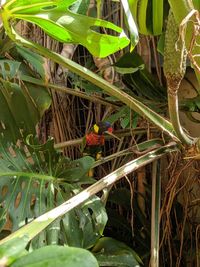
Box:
left=92, top=237, right=142, bottom=267
left=3, top=0, right=130, bottom=58
left=0, top=236, right=28, bottom=266
left=15, top=46, right=46, bottom=80
left=0, top=238, right=99, bottom=267
left=0, top=75, right=51, bottom=142
left=0, top=44, right=51, bottom=142
left=0, top=136, right=107, bottom=248
left=61, top=196, right=107, bottom=249
left=11, top=245, right=99, bottom=267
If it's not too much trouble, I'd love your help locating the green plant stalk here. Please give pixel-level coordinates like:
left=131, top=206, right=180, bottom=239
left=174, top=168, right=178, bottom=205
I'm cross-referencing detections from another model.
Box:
left=150, top=160, right=161, bottom=267
left=164, top=10, right=194, bottom=145
left=2, top=16, right=178, bottom=141
left=168, top=93, right=193, bottom=144
left=54, top=128, right=159, bottom=149
left=20, top=75, right=120, bottom=109
left=0, top=172, right=54, bottom=180
left=0, top=142, right=178, bottom=245
left=93, top=138, right=164, bottom=168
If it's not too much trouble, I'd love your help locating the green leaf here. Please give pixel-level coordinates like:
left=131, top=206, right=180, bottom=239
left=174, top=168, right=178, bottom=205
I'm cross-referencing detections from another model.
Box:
left=106, top=106, right=129, bottom=124
left=11, top=245, right=99, bottom=267
left=0, top=136, right=107, bottom=250
left=115, top=51, right=167, bottom=102
left=0, top=236, right=28, bottom=266
left=93, top=237, right=142, bottom=267
left=157, top=32, right=165, bottom=55
left=0, top=80, right=51, bottom=142
left=2, top=15, right=177, bottom=140
left=69, top=0, right=90, bottom=14
left=58, top=156, right=95, bottom=182
left=106, top=106, right=138, bottom=129
left=121, top=0, right=139, bottom=48
left=5, top=0, right=129, bottom=58
left=152, top=0, right=164, bottom=35
left=0, top=60, right=21, bottom=79
left=61, top=195, right=107, bottom=249
left=193, top=0, right=200, bottom=10
left=16, top=46, right=45, bottom=79
left=0, top=141, right=178, bottom=246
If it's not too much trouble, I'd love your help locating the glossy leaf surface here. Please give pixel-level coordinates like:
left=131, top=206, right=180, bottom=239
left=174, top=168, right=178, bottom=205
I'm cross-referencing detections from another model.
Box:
left=4, top=0, right=130, bottom=57
left=11, top=245, right=99, bottom=267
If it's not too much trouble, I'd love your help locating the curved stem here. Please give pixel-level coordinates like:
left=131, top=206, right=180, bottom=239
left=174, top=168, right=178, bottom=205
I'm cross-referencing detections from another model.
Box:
left=20, top=75, right=120, bottom=109
left=168, top=91, right=194, bottom=145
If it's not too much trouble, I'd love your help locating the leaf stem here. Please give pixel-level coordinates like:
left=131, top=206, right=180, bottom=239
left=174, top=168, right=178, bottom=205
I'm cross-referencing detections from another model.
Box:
left=54, top=127, right=159, bottom=149
left=0, top=172, right=54, bottom=180
left=150, top=160, right=161, bottom=267
left=168, top=92, right=194, bottom=145
left=20, top=75, right=120, bottom=109
left=4, top=24, right=178, bottom=140
left=0, top=142, right=178, bottom=245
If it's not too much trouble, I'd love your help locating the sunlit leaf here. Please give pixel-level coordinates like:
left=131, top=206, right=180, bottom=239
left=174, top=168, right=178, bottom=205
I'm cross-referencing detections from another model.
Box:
left=4, top=0, right=130, bottom=58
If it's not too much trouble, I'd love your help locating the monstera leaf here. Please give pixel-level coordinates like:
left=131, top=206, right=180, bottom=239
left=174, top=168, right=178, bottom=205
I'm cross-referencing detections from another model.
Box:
left=11, top=245, right=99, bottom=267
left=2, top=0, right=130, bottom=57
left=0, top=58, right=51, bottom=142
left=93, top=237, right=142, bottom=267
left=0, top=136, right=107, bottom=247
left=61, top=195, right=107, bottom=249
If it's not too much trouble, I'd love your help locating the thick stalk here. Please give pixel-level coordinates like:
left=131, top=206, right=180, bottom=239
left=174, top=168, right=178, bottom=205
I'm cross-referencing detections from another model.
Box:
left=168, top=91, right=193, bottom=144
left=164, top=10, right=194, bottom=145
left=21, top=75, right=120, bottom=109
left=0, top=142, right=178, bottom=245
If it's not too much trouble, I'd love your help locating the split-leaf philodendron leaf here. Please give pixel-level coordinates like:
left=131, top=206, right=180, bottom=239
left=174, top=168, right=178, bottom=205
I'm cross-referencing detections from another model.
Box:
left=3, top=0, right=130, bottom=57
left=0, top=135, right=107, bottom=248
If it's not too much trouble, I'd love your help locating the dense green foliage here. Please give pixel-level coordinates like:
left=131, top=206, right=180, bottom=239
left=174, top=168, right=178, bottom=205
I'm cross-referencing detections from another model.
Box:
left=0, top=0, right=200, bottom=266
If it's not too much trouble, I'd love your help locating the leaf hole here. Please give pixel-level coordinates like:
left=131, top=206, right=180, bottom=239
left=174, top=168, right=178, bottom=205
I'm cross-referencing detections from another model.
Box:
left=8, top=146, right=16, bottom=158
left=21, top=181, right=26, bottom=189
left=33, top=181, right=39, bottom=188
left=15, top=192, right=22, bottom=208
left=88, top=208, right=93, bottom=216
left=41, top=5, right=57, bottom=11
left=26, top=157, right=34, bottom=165
left=2, top=185, right=8, bottom=197
left=30, top=194, right=36, bottom=210
left=2, top=63, right=11, bottom=76
left=90, top=26, right=105, bottom=33
left=4, top=213, right=12, bottom=231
